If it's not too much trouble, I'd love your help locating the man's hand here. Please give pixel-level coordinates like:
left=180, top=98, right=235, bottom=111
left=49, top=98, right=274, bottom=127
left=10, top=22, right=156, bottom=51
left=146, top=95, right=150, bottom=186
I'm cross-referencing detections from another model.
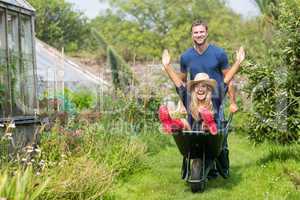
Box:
left=162, top=49, right=171, bottom=66
left=235, top=46, right=245, bottom=65
left=229, top=103, right=238, bottom=113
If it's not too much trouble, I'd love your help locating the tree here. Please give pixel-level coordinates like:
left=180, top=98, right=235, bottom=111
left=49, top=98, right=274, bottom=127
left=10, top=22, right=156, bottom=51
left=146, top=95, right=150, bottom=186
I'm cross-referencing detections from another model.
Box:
left=93, top=0, right=244, bottom=60
left=28, top=0, right=92, bottom=52
left=92, top=31, right=138, bottom=91
left=253, top=0, right=278, bottom=21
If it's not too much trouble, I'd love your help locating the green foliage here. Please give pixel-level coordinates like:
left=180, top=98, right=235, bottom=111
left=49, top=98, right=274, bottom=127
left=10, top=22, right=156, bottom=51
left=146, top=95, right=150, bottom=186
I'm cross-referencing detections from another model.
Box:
left=102, top=90, right=162, bottom=132
left=27, top=90, right=169, bottom=198
left=41, top=157, right=113, bottom=200
left=27, top=0, right=94, bottom=52
left=68, top=89, right=96, bottom=111
left=107, top=46, right=138, bottom=90
left=39, top=129, right=72, bottom=167
left=276, top=0, right=300, bottom=139
left=244, top=0, right=300, bottom=143
left=254, top=0, right=279, bottom=21
left=40, top=88, right=96, bottom=113
left=80, top=124, right=147, bottom=177
left=0, top=137, right=10, bottom=165
left=92, top=0, right=244, bottom=60
left=0, top=167, right=49, bottom=200
left=108, top=47, right=121, bottom=90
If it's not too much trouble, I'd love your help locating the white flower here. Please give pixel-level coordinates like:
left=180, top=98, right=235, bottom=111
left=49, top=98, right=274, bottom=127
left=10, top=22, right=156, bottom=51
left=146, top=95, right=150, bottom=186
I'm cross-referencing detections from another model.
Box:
left=34, top=148, right=41, bottom=153
left=8, top=123, right=16, bottom=128
left=25, top=146, right=34, bottom=153
left=5, top=132, right=12, bottom=137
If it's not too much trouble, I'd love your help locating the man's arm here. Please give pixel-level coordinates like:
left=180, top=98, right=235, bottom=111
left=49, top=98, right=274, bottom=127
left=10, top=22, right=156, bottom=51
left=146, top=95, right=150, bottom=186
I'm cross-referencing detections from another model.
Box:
left=222, top=69, right=238, bottom=113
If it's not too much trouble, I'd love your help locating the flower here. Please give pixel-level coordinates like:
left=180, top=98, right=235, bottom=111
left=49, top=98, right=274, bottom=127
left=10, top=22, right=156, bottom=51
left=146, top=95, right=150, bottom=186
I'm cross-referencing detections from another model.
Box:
left=8, top=122, right=16, bottom=128
left=4, top=132, right=12, bottom=137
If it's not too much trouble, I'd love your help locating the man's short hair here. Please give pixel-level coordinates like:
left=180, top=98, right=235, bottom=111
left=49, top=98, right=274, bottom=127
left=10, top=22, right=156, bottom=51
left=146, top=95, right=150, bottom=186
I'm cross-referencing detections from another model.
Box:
left=191, top=20, right=208, bottom=32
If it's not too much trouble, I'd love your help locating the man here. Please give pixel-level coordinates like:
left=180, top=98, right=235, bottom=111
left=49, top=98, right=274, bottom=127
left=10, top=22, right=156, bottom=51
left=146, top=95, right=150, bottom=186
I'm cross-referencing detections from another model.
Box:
left=178, top=20, right=245, bottom=178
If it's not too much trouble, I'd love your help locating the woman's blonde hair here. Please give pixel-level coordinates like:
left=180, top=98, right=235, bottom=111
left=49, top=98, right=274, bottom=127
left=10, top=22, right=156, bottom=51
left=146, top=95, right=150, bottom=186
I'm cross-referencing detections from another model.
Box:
left=189, top=84, right=213, bottom=120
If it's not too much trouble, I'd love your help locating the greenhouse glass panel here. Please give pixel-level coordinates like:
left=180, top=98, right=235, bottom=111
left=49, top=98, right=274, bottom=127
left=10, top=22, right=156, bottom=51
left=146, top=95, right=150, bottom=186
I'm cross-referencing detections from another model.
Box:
left=7, top=11, right=23, bottom=116
left=20, top=14, right=35, bottom=115
left=0, top=9, right=5, bottom=50
left=0, top=8, right=11, bottom=118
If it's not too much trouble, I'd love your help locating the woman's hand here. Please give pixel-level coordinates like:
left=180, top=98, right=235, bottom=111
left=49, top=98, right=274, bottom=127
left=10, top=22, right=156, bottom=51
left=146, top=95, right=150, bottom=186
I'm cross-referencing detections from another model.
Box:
left=162, top=49, right=171, bottom=67
left=161, top=49, right=184, bottom=87
left=235, top=46, right=245, bottom=65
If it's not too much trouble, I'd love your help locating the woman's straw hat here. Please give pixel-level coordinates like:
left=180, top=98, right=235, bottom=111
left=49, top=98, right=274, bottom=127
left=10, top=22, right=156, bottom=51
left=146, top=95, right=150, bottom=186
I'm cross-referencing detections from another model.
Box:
left=187, top=73, right=217, bottom=91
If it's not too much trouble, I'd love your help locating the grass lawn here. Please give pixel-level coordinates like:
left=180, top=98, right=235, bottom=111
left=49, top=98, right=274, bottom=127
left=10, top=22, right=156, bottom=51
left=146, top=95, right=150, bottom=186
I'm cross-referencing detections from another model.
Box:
left=109, top=133, right=300, bottom=200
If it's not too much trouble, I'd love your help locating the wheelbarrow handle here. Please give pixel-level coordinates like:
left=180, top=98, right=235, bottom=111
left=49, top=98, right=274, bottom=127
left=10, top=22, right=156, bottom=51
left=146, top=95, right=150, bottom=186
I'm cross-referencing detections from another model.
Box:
left=225, top=113, right=234, bottom=133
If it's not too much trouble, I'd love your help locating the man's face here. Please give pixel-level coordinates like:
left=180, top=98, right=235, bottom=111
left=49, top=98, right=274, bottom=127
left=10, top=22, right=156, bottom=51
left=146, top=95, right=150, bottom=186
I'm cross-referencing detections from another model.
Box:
left=192, top=25, right=208, bottom=46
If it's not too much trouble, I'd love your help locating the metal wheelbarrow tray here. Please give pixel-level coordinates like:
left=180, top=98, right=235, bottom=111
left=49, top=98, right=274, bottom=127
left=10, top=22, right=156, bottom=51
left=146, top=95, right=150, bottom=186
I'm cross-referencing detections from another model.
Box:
left=173, top=128, right=228, bottom=193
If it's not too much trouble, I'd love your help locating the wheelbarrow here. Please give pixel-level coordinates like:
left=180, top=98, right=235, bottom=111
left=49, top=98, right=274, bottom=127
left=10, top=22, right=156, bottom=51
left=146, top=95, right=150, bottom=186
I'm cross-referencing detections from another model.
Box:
left=172, top=113, right=233, bottom=193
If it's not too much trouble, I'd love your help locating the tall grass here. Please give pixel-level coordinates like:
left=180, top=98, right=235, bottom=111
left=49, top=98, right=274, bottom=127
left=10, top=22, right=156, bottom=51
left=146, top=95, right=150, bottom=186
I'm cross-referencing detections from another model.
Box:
left=0, top=167, right=49, bottom=200
left=0, top=85, right=171, bottom=199
left=40, top=157, right=114, bottom=200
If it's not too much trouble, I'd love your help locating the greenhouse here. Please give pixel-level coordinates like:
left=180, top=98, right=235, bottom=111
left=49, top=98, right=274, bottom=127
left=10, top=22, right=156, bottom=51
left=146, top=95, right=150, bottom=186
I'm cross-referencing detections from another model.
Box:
left=0, top=0, right=37, bottom=120
left=0, top=0, right=39, bottom=154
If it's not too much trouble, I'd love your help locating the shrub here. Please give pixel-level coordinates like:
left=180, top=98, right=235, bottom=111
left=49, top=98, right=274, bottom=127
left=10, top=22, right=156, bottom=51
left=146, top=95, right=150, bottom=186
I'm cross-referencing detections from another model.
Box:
left=63, top=88, right=96, bottom=111
left=244, top=0, right=300, bottom=143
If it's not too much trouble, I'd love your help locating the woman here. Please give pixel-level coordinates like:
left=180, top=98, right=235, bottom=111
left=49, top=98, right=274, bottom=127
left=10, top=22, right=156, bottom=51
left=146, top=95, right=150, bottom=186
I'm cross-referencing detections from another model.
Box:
left=159, top=47, right=245, bottom=135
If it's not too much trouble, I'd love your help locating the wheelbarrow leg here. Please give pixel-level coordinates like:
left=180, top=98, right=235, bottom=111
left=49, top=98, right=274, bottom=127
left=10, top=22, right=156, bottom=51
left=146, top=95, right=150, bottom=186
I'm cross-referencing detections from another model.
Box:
left=216, top=148, right=230, bottom=179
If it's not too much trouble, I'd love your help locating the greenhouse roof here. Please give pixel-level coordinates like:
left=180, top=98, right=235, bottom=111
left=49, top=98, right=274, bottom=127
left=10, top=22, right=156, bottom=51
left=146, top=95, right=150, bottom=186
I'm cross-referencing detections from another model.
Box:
left=0, top=0, right=35, bottom=12
left=36, top=39, right=109, bottom=92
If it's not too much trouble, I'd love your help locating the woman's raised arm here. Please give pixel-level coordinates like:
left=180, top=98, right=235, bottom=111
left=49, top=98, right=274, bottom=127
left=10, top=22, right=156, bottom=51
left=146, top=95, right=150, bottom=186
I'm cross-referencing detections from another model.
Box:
left=162, top=49, right=184, bottom=88
left=224, top=46, right=245, bottom=84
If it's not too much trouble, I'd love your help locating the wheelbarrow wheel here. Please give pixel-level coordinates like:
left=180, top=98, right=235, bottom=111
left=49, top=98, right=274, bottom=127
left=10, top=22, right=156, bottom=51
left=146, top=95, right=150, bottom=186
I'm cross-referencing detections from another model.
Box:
left=190, top=159, right=206, bottom=193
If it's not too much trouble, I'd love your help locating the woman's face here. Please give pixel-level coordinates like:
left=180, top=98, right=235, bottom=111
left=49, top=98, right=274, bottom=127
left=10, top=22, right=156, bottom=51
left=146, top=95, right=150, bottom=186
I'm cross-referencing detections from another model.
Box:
left=194, top=82, right=208, bottom=101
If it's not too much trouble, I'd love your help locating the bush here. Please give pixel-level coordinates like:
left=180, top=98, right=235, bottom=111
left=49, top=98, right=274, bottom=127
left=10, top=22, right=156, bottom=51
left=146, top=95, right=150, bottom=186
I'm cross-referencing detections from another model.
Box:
left=244, top=0, right=300, bottom=143
left=64, top=88, right=96, bottom=111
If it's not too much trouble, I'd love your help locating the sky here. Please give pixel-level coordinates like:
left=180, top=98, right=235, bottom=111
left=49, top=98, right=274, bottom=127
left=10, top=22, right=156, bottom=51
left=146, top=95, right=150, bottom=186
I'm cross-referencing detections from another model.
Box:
left=66, top=0, right=261, bottom=19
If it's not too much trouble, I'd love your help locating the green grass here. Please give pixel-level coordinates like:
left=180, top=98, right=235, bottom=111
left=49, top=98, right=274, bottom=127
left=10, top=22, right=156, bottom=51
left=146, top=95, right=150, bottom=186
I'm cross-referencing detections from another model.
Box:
left=109, top=133, right=300, bottom=200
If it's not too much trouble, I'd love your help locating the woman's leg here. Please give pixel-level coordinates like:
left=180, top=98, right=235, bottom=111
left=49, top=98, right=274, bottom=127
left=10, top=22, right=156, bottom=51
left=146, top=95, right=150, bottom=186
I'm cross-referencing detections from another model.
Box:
left=199, top=108, right=217, bottom=135
left=159, top=105, right=186, bottom=134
